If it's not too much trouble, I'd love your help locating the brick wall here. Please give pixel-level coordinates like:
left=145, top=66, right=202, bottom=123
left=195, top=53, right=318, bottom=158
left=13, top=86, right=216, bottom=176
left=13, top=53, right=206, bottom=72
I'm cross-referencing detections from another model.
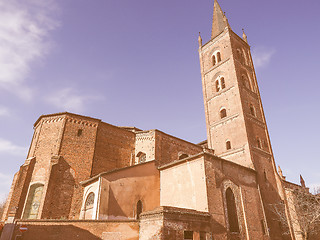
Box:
left=12, top=220, right=139, bottom=240
left=91, top=122, right=135, bottom=176
left=155, top=130, right=203, bottom=166
left=2, top=158, right=35, bottom=220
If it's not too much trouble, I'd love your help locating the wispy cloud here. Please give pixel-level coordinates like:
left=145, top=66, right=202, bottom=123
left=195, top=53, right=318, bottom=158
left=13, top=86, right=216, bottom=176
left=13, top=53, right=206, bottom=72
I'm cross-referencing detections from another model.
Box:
left=0, top=138, right=27, bottom=156
left=46, top=87, right=103, bottom=113
left=252, top=47, right=275, bottom=68
left=0, top=106, right=10, bottom=116
left=0, top=172, right=13, bottom=202
left=0, top=0, right=59, bottom=100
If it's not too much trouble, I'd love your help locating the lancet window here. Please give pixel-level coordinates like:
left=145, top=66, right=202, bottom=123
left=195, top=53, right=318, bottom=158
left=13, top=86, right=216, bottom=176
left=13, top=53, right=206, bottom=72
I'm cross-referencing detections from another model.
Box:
left=226, top=188, right=240, bottom=233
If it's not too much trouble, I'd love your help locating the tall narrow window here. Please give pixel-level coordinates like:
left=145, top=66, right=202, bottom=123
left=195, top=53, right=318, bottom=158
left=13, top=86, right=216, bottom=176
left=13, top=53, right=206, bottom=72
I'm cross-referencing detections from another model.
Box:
left=220, top=109, right=227, bottom=119
left=23, top=183, right=44, bottom=219
left=249, top=104, right=256, bottom=116
left=77, top=129, right=83, bottom=136
left=237, top=49, right=242, bottom=60
left=84, top=192, right=95, bottom=220
left=226, top=140, right=231, bottom=150
left=215, top=80, right=220, bottom=92
left=257, top=137, right=262, bottom=149
left=217, top=52, right=222, bottom=62
left=242, top=75, right=250, bottom=89
left=212, top=55, right=216, bottom=66
left=264, top=170, right=267, bottom=181
left=226, top=188, right=240, bottom=233
left=136, top=200, right=143, bottom=220
left=221, top=77, right=226, bottom=89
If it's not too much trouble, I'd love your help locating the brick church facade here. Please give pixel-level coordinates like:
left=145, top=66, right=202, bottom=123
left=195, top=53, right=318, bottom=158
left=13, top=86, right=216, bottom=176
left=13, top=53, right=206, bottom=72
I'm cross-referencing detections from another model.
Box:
left=0, top=1, right=314, bottom=240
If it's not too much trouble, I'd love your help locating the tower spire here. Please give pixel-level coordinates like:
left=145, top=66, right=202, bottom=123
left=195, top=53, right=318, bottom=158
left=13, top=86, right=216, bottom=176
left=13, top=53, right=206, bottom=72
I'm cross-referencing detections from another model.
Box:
left=242, top=28, right=248, bottom=43
left=211, top=0, right=230, bottom=39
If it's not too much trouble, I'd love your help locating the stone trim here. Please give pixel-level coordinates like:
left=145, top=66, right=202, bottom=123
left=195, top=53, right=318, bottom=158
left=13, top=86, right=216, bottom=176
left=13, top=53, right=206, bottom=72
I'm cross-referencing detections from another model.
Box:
left=140, top=206, right=211, bottom=222
left=251, top=147, right=271, bottom=157
left=209, top=113, right=239, bottom=128
left=244, top=113, right=266, bottom=128
left=207, top=86, right=235, bottom=102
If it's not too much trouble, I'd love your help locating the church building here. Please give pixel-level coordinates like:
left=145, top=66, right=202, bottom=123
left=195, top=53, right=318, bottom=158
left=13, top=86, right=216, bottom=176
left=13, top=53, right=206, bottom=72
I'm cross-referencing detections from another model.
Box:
left=0, top=1, right=312, bottom=240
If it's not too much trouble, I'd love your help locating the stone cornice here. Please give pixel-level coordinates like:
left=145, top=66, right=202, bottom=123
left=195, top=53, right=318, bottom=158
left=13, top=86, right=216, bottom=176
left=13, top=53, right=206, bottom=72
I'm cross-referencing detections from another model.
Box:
left=207, top=86, right=235, bottom=102
left=140, top=206, right=211, bottom=222
left=251, top=146, right=271, bottom=157
left=204, top=58, right=231, bottom=76
left=244, top=114, right=266, bottom=129
left=209, top=113, right=239, bottom=128
left=34, top=112, right=101, bottom=127
left=218, top=146, right=245, bottom=159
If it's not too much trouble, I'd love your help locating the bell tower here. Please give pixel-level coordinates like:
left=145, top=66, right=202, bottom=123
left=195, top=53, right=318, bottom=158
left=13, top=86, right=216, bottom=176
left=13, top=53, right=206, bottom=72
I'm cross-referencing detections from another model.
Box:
left=199, top=0, right=286, bottom=238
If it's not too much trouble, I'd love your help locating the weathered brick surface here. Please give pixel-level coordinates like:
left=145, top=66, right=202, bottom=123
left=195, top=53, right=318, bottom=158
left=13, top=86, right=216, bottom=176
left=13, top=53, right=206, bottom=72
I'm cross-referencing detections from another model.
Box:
left=155, top=130, right=203, bottom=166
left=91, top=122, right=135, bottom=176
left=12, top=220, right=139, bottom=240
left=3, top=158, right=35, bottom=220
left=140, top=206, right=211, bottom=240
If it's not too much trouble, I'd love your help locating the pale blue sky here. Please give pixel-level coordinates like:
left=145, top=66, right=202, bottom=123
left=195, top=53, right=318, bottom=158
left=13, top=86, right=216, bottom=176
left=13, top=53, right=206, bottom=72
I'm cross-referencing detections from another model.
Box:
left=0, top=0, right=319, bottom=200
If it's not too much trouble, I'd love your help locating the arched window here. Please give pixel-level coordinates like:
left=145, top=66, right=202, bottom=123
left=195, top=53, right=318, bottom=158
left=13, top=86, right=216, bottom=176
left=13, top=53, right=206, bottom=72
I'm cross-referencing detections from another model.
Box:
left=221, top=77, right=226, bottom=89
left=226, top=188, right=240, bottom=233
left=215, top=80, right=220, bottom=92
left=84, top=192, right=95, bottom=220
left=23, top=183, right=44, bottom=219
left=217, top=52, right=222, bottom=62
left=226, top=140, right=231, bottom=150
left=179, top=153, right=189, bottom=160
left=212, top=55, right=216, bottom=66
left=242, top=50, right=248, bottom=65
left=77, top=129, right=83, bottom=136
left=137, top=152, right=146, bottom=164
left=242, top=75, right=250, bottom=89
left=257, top=137, right=262, bottom=149
left=136, top=200, right=143, bottom=220
left=237, top=49, right=242, bottom=60
left=249, top=104, right=256, bottom=116
left=220, top=109, right=227, bottom=119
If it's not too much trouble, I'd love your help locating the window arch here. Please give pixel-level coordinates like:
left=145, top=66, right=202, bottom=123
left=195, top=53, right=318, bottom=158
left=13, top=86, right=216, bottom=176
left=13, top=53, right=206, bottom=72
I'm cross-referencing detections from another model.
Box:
left=137, top=152, right=146, bottom=164
left=84, top=192, right=95, bottom=220
left=220, top=77, right=226, bottom=89
left=249, top=104, right=256, bottom=116
left=226, top=140, right=231, bottom=150
left=242, top=49, right=248, bottom=65
left=220, top=108, right=227, bottom=119
left=215, top=76, right=226, bottom=92
left=257, top=137, right=262, bottom=149
left=23, top=183, right=44, bottom=219
left=179, top=153, right=189, bottom=160
left=217, top=51, right=222, bottom=62
left=237, top=48, right=245, bottom=63
left=237, top=49, right=242, bottom=60
left=241, top=75, right=251, bottom=89
left=226, top=188, right=240, bottom=233
left=212, top=55, right=216, bottom=66
left=215, top=80, right=220, bottom=92
left=136, top=200, right=143, bottom=220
